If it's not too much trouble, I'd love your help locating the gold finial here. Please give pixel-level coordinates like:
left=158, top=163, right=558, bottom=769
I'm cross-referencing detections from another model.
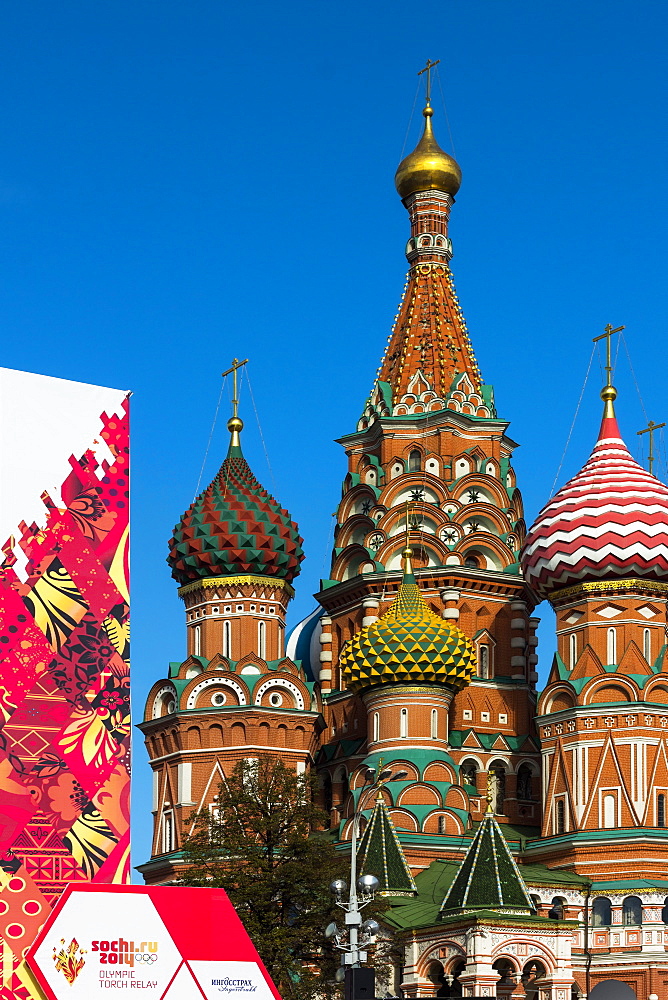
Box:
left=222, top=358, right=249, bottom=448
left=592, top=324, right=624, bottom=418
left=638, top=419, right=666, bottom=475
left=402, top=502, right=414, bottom=575
left=486, top=772, right=494, bottom=814
left=395, top=58, right=461, bottom=200
left=417, top=58, right=440, bottom=108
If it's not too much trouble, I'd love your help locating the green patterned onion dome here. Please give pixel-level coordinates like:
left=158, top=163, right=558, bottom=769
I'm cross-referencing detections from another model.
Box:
left=167, top=437, right=304, bottom=586
left=340, top=567, right=476, bottom=692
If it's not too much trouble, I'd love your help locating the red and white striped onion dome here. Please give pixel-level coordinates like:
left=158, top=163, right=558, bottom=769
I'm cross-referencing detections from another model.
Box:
left=520, top=406, right=668, bottom=601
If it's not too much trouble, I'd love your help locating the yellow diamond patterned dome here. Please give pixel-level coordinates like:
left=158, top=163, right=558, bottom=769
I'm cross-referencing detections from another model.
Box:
left=340, top=569, right=476, bottom=693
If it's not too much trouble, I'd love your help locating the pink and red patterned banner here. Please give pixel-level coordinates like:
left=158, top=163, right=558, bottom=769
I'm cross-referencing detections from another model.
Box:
left=0, top=368, right=130, bottom=1000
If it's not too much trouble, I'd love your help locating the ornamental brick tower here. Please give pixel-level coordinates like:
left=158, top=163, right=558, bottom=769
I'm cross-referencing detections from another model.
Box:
left=307, top=91, right=541, bottom=861
left=521, top=372, right=668, bottom=996
left=139, top=396, right=324, bottom=885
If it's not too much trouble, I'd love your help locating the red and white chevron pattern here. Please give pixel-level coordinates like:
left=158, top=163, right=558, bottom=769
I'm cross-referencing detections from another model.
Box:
left=521, top=413, right=668, bottom=600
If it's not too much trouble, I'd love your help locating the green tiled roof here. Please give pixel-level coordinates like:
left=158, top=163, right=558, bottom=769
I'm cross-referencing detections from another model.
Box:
left=357, top=794, right=417, bottom=896
left=440, top=808, right=534, bottom=915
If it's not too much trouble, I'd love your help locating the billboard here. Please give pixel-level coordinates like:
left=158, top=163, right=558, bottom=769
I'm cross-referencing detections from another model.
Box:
left=26, top=885, right=282, bottom=1000
left=0, top=368, right=131, bottom=998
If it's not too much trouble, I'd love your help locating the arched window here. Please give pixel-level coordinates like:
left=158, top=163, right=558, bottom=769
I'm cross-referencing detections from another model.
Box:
left=461, top=760, right=477, bottom=787
left=607, top=627, right=617, bottom=665
left=400, top=707, right=408, bottom=738
left=373, top=712, right=379, bottom=743
left=622, top=895, right=642, bottom=925
left=408, top=449, right=421, bottom=472
left=438, top=815, right=446, bottom=834
left=223, top=620, right=232, bottom=658
left=591, top=897, right=612, bottom=926
left=258, top=621, right=266, bottom=658
left=659, top=793, right=666, bottom=828
left=479, top=645, right=490, bottom=679
left=548, top=897, right=565, bottom=920
left=517, top=764, right=533, bottom=800
left=322, top=773, right=333, bottom=818
left=556, top=799, right=565, bottom=834
left=644, top=628, right=651, bottom=663
left=489, top=763, right=505, bottom=815
left=426, top=961, right=447, bottom=998
left=430, top=709, right=438, bottom=739
left=194, top=625, right=201, bottom=656
left=569, top=633, right=577, bottom=669
left=603, top=793, right=616, bottom=828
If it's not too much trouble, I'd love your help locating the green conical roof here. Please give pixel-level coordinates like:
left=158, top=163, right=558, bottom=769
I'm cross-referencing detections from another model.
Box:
left=439, top=808, right=534, bottom=915
left=357, top=794, right=416, bottom=896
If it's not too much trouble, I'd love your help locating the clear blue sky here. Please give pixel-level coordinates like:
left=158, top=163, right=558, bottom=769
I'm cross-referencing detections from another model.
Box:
left=1, top=1, right=667, bottom=873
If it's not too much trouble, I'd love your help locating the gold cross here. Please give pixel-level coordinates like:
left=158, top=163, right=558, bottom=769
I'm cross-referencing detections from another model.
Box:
left=592, top=323, right=624, bottom=388
left=417, top=58, right=440, bottom=105
left=637, top=420, right=666, bottom=475
left=221, top=358, right=249, bottom=419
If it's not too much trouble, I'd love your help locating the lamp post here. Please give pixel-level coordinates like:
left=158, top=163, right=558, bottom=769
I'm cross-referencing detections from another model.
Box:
left=327, top=766, right=408, bottom=1000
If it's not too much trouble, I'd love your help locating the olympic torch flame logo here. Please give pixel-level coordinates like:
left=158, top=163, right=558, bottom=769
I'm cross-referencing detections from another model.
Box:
left=53, top=938, right=86, bottom=984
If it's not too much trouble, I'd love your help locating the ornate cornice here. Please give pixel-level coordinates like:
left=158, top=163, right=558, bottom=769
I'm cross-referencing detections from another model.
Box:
left=178, top=575, right=295, bottom=598
left=550, top=577, right=668, bottom=603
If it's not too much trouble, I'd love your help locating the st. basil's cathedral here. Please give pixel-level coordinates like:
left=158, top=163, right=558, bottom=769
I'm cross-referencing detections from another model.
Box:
left=139, top=80, right=668, bottom=1000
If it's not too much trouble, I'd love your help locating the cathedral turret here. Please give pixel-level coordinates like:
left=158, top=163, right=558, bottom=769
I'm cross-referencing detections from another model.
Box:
left=167, top=367, right=304, bottom=662
left=521, top=338, right=668, bottom=878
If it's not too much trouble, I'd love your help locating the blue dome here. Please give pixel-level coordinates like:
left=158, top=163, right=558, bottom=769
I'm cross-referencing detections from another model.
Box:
left=286, top=606, right=324, bottom=681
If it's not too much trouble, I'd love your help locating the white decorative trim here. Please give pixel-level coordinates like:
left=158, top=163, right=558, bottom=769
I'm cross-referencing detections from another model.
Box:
left=254, top=677, right=305, bottom=710
left=186, top=676, right=247, bottom=709
left=152, top=684, right=177, bottom=719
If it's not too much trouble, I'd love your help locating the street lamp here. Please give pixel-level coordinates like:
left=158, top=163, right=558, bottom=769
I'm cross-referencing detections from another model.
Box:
left=328, top=766, right=409, bottom=999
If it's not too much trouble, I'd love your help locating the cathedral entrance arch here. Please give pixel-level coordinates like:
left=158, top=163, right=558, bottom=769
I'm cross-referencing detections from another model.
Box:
left=589, top=982, right=636, bottom=999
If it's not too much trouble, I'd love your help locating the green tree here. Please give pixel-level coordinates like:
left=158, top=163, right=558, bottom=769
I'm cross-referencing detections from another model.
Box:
left=179, top=759, right=347, bottom=1000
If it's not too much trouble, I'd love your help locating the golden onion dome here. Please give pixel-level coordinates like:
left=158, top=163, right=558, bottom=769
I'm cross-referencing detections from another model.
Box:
left=339, top=553, right=475, bottom=693
left=395, top=106, right=462, bottom=200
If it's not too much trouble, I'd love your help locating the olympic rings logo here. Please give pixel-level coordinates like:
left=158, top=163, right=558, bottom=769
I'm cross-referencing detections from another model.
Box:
left=135, top=954, right=158, bottom=964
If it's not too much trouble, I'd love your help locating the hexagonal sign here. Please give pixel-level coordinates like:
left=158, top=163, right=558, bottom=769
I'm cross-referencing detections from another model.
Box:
left=26, top=885, right=282, bottom=1000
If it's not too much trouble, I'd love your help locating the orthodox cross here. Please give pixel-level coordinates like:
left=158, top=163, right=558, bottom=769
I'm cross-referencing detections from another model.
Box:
left=417, top=58, right=440, bottom=105
left=221, top=357, right=249, bottom=419
left=637, top=420, right=666, bottom=475
left=592, top=323, right=625, bottom=388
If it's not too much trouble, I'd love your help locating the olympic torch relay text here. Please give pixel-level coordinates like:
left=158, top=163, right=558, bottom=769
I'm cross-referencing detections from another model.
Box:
left=26, top=885, right=283, bottom=1000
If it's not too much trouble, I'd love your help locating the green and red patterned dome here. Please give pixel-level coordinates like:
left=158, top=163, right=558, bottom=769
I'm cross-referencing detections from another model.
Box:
left=167, top=419, right=304, bottom=586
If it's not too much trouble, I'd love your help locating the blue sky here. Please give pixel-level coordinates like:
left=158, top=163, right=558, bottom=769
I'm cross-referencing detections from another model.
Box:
left=1, top=1, right=667, bottom=871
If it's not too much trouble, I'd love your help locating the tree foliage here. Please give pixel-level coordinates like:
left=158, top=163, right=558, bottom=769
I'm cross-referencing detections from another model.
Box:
left=179, top=759, right=347, bottom=1000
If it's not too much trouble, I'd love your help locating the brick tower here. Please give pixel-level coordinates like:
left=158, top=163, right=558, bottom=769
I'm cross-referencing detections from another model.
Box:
left=309, top=90, right=541, bottom=865
left=138, top=389, right=324, bottom=884
left=521, top=370, right=668, bottom=994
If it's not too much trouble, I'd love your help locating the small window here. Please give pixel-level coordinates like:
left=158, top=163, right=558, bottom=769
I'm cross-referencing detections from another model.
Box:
left=498, top=713, right=507, bottom=725
left=437, top=815, right=446, bottom=834
left=408, top=450, right=421, bottom=472
left=549, top=896, right=565, bottom=920
left=211, top=692, right=226, bottom=707
left=162, top=811, right=174, bottom=854
left=430, top=709, right=438, bottom=739
left=400, top=707, right=408, bottom=738
left=463, top=709, right=473, bottom=721
left=592, top=897, right=612, bottom=927
left=659, top=793, right=666, bottom=828
left=603, top=793, right=616, bottom=828
left=622, top=896, right=642, bottom=925
left=479, top=645, right=489, bottom=679
left=212, top=606, right=219, bottom=615
left=194, top=625, right=201, bottom=656
left=269, top=691, right=283, bottom=708
left=644, top=628, right=651, bottom=662
left=556, top=799, right=565, bottom=834
left=607, top=627, right=617, bottom=665
left=223, top=620, right=232, bottom=658
left=258, top=621, right=266, bottom=658
left=480, top=711, right=490, bottom=722
left=569, top=633, right=577, bottom=669
left=236, top=604, right=243, bottom=612
left=373, top=712, right=380, bottom=743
